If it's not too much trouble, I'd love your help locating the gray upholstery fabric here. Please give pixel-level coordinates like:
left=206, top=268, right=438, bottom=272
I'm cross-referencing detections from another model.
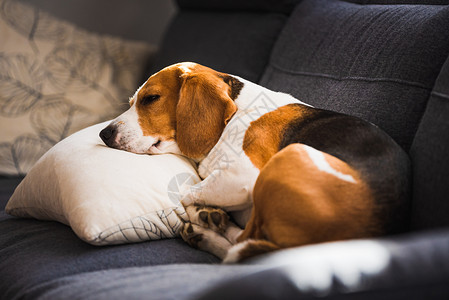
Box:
left=0, top=211, right=219, bottom=299
left=0, top=176, right=22, bottom=210
left=176, top=0, right=302, bottom=14
left=260, top=0, right=449, bottom=151
left=198, top=231, right=449, bottom=300
left=346, top=0, right=449, bottom=4
left=23, top=264, right=264, bottom=300
left=147, top=11, right=287, bottom=82
left=410, top=56, right=449, bottom=230
left=8, top=230, right=449, bottom=300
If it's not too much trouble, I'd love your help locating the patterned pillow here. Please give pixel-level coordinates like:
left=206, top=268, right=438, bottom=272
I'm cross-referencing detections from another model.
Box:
left=6, top=122, right=200, bottom=245
left=0, top=0, right=156, bottom=176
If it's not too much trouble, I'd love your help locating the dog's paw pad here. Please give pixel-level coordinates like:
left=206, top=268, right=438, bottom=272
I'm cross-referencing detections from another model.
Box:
left=185, top=205, right=230, bottom=233
left=180, top=222, right=203, bottom=248
left=196, top=206, right=229, bottom=233
left=210, top=211, right=223, bottom=227
left=199, top=211, right=209, bottom=224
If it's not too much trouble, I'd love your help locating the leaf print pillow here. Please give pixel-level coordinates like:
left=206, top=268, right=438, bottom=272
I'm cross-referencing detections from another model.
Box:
left=0, top=0, right=156, bottom=176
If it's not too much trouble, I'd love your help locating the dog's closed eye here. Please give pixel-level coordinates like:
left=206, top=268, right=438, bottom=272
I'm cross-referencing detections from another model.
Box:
left=140, top=95, right=160, bottom=105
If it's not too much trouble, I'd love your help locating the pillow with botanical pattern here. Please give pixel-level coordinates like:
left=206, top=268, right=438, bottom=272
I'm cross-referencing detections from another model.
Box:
left=0, top=0, right=155, bottom=175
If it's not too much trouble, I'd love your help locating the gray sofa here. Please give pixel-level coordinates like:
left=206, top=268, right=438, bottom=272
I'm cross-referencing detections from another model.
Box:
left=1, top=0, right=449, bottom=298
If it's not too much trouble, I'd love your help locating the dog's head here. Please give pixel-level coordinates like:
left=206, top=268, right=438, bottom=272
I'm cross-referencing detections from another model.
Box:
left=100, top=62, right=243, bottom=160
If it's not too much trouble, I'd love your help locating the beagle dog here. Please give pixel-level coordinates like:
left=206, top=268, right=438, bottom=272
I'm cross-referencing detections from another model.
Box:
left=100, top=62, right=410, bottom=263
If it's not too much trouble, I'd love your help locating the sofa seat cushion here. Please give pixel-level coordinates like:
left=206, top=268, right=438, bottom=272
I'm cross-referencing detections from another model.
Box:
left=3, top=225, right=449, bottom=299
left=260, top=0, right=449, bottom=150
left=198, top=230, right=449, bottom=300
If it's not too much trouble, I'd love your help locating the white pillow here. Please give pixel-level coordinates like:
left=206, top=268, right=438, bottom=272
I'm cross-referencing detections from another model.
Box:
left=6, top=122, right=201, bottom=245
left=0, top=0, right=156, bottom=176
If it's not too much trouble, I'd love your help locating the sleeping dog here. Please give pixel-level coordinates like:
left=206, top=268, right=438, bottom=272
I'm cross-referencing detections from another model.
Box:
left=100, top=62, right=410, bottom=262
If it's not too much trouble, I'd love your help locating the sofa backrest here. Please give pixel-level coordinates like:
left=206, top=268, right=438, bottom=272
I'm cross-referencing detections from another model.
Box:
left=260, top=0, right=449, bottom=152
left=410, top=56, right=449, bottom=230
left=147, top=0, right=300, bottom=82
left=175, top=0, right=300, bottom=14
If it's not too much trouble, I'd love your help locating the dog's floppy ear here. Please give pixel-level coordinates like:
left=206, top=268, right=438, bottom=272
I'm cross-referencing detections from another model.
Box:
left=176, top=72, right=237, bottom=159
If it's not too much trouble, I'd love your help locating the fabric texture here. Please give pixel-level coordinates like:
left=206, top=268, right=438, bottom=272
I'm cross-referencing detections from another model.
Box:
left=410, top=56, right=449, bottom=230
left=260, top=0, right=449, bottom=151
left=0, top=211, right=220, bottom=299
left=198, top=231, right=449, bottom=300
left=6, top=122, right=201, bottom=245
left=0, top=176, right=22, bottom=209
left=21, top=264, right=259, bottom=300
left=346, top=0, right=449, bottom=4
left=2, top=224, right=448, bottom=300
left=0, top=0, right=156, bottom=176
left=176, top=0, right=302, bottom=14
left=148, top=11, right=286, bottom=83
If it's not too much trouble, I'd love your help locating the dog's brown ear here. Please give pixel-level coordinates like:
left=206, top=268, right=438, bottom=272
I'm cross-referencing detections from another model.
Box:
left=176, top=72, right=237, bottom=159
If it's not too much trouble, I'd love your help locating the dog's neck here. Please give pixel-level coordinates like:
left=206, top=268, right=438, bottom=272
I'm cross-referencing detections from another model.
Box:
left=233, top=77, right=310, bottom=115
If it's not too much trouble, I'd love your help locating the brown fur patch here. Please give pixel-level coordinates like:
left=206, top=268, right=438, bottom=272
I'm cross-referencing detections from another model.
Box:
left=242, top=104, right=310, bottom=170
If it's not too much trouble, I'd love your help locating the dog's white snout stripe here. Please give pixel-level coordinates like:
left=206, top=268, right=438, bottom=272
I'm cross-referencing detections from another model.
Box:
left=304, top=146, right=356, bottom=183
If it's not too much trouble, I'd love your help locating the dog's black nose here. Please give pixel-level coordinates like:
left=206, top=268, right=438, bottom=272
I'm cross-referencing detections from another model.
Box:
left=99, top=126, right=116, bottom=146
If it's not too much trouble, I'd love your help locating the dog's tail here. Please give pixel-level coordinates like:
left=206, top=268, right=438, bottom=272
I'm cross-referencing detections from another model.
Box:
left=222, top=239, right=280, bottom=264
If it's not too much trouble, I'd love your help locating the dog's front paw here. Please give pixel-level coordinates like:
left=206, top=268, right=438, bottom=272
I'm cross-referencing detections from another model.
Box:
left=180, top=222, right=203, bottom=249
left=180, top=219, right=233, bottom=259
left=185, top=205, right=229, bottom=234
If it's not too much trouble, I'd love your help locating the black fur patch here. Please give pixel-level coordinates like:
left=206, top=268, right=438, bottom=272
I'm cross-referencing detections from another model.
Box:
left=220, top=75, right=244, bottom=100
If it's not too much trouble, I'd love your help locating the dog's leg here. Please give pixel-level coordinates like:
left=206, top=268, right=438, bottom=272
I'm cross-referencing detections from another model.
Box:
left=179, top=208, right=233, bottom=260
left=180, top=222, right=232, bottom=259
left=181, top=205, right=243, bottom=259
left=223, top=221, right=243, bottom=244
left=223, top=240, right=280, bottom=264
left=181, top=169, right=257, bottom=211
